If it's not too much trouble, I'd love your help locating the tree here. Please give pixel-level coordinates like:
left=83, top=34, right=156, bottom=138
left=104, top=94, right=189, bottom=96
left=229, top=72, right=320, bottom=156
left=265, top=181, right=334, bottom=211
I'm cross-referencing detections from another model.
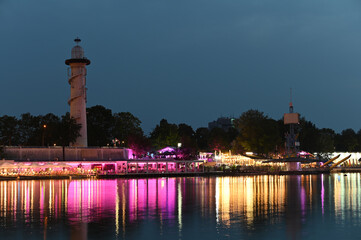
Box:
left=298, top=118, right=319, bottom=153
left=178, top=123, right=197, bottom=158
left=208, top=127, right=230, bottom=151
left=18, top=113, right=41, bottom=146
left=56, top=113, right=81, bottom=161
left=231, top=135, right=244, bottom=154
left=233, top=109, right=281, bottom=155
left=113, top=112, right=144, bottom=145
left=150, top=119, right=180, bottom=150
left=195, top=127, right=210, bottom=151
left=113, top=112, right=150, bottom=156
left=39, top=113, right=61, bottom=146
left=127, top=134, right=151, bottom=158
left=0, top=115, right=19, bottom=145
left=56, top=113, right=81, bottom=146
left=356, top=129, right=361, bottom=152
left=0, top=145, right=5, bottom=159
left=87, top=105, right=114, bottom=146
left=317, top=128, right=335, bottom=153
left=335, top=129, right=358, bottom=152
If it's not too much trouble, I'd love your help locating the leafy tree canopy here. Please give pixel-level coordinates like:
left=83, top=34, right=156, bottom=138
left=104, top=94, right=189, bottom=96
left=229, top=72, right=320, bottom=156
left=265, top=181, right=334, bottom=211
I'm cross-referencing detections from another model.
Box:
left=87, top=105, right=114, bottom=146
left=233, top=109, right=281, bottom=155
left=150, top=119, right=180, bottom=150
left=113, top=112, right=144, bottom=143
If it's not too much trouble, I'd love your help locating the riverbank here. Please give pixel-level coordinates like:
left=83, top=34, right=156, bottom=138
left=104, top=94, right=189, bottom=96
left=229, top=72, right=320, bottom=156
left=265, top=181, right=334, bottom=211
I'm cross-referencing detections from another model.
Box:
left=0, top=174, right=92, bottom=181
left=96, top=169, right=331, bottom=179
left=331, top=167, right=361, bottom=173
left=2, top=168, right=361, bottom=180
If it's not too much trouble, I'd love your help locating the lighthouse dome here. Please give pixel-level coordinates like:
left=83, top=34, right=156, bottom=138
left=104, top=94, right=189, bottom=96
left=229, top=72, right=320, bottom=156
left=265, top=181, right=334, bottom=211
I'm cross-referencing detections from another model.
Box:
left=71, top=45, right=84, bottom=59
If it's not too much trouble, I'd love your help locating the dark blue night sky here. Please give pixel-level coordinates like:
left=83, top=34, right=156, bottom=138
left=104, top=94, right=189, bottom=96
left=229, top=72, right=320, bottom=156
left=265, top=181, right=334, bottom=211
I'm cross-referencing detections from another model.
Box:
left=1, top=0, right=361, bottom=134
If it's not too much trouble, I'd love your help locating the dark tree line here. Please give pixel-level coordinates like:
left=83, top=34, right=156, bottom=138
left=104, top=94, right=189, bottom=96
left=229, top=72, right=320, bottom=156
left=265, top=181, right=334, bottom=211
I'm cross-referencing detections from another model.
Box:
left=86, top=106, right=236, bottom=158
left=86, top=105, right=150, bottom=156
left=1, top=106, right=360, bottom=157
left=0, top=113, right=80, bottom=147
left=232, top=110, right=361, bottom=155
left=147, top=110, right=361, bottom=156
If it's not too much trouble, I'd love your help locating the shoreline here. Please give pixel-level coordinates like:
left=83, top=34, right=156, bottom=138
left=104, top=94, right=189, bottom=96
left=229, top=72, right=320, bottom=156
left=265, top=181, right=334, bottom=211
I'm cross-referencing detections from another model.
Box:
left=0, top=174, right=92, bottom=181
left=0, top=167, right=359, bottom=181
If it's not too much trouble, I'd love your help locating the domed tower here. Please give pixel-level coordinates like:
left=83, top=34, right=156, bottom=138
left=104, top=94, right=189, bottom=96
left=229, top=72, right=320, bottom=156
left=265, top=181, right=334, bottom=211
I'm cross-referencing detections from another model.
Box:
left=65, top=38, right=91, bottom=147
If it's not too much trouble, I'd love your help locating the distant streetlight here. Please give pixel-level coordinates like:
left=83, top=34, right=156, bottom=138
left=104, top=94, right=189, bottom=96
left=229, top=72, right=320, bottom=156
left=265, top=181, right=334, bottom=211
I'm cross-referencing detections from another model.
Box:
left=177, top=143, right=182, bottom=159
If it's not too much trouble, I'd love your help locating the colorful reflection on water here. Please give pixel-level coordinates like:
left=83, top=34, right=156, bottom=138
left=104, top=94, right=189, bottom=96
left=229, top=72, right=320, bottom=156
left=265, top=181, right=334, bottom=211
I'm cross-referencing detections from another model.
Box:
left=1, top=174, right=361, bottom=239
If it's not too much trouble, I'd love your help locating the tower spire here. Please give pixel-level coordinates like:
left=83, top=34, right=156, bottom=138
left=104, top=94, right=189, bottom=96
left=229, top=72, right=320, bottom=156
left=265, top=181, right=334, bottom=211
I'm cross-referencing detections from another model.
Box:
left=289, top=88, right=293, bottom=113
left=74, top=37, right=81, bottom=45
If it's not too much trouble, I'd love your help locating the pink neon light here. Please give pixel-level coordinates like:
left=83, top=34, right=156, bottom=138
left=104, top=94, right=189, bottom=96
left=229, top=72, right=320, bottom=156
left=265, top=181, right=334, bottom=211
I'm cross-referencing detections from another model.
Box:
left=128, top=149, right=134, bottom=159
left=298, top=151, right=312, bottom=156
left=158, top=147, right=175, bottom=154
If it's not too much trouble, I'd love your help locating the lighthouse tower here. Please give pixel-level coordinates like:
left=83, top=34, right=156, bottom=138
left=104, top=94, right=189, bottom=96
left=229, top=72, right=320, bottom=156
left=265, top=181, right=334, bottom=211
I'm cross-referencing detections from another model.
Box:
left=65, top=38, right=91, bottom=147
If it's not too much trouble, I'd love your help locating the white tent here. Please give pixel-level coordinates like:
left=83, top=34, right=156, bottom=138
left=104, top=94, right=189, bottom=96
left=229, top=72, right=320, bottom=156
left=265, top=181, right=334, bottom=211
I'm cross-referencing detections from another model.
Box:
left=0, top=162, right=18, bottom=169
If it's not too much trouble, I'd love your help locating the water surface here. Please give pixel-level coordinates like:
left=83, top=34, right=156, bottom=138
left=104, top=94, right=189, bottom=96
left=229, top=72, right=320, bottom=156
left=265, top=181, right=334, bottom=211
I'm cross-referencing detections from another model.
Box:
left=0, top=174, right=360, bottom=239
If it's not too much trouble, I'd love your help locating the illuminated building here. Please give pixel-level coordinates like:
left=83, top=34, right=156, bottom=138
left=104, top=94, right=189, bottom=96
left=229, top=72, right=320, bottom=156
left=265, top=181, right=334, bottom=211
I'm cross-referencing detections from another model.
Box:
left=208, top=117, right=234, bottom=131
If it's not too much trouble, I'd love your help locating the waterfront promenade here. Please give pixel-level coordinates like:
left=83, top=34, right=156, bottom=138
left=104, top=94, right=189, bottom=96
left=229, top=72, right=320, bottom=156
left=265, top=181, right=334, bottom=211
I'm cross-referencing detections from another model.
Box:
left=0, top=159, right=205, bottom=180
left=1, top=160, right=360, bottom=180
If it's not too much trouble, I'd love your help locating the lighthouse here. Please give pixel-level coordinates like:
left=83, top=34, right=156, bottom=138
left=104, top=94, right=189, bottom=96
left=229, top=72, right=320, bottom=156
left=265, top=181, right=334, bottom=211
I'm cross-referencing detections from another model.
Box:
left=65, top=38, right=90, bottom=147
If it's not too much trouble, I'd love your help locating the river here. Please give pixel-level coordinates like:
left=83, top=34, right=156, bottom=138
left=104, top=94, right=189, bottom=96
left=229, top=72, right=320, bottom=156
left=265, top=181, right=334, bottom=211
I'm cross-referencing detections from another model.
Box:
left=0, top=173, right=360, bottom=239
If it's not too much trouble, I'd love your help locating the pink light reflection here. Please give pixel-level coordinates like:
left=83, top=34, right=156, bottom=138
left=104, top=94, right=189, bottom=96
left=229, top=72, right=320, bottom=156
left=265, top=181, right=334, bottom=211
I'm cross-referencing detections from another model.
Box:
left=148, top=179, right=157, bottom=218
left=67, top=180, right=117, bottom=223
left=127, top=178, right=176, bottom=223
left=137, top=180, right=147, bottom=216
left=128, top=179, right=137, bottom=222
left=300, top=186, right=306, bottom=216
